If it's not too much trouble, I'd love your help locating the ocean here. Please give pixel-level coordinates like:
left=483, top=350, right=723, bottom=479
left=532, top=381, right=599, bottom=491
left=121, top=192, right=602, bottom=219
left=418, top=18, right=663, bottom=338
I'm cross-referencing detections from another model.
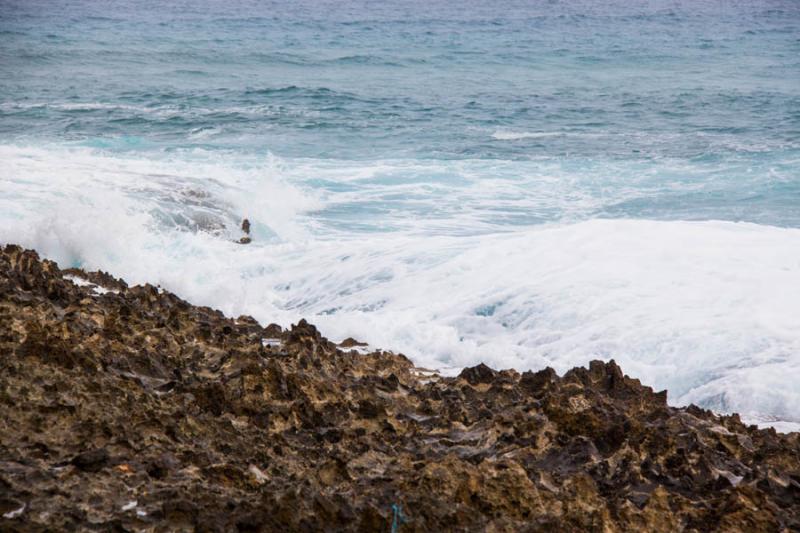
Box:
left=1, top=0, right=799, bottom=430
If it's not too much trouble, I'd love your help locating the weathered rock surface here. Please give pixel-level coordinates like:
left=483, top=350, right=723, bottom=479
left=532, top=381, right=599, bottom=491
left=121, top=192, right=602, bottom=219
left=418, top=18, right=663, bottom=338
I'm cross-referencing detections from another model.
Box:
left=0, top=244, right=798, bottom=532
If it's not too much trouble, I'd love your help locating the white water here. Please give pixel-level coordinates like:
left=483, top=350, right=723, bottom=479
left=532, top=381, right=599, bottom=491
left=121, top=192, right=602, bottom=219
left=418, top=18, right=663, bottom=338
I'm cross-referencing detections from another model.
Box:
left=2, top=144, right=799, bottom=429
left=492, top=130, right=566, bottom=141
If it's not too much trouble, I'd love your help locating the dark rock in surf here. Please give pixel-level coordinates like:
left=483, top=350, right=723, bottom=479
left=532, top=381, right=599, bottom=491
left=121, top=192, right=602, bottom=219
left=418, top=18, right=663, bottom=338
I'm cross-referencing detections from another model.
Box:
left=339, top=337, right=368, bottom=348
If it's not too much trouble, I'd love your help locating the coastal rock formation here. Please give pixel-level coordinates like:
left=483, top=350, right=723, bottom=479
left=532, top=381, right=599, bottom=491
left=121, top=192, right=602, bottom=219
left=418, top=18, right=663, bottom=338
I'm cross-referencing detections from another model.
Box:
left=1, top=244, right=798, bottom=531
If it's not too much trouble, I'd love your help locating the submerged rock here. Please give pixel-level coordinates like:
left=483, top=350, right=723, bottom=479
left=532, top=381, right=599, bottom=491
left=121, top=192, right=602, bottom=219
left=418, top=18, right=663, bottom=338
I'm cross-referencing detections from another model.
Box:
left=0, top=244, right=798, bottom=531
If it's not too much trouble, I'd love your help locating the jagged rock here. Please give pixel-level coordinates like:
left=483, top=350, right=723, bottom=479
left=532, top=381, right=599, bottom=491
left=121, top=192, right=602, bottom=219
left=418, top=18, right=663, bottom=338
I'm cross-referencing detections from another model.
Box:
left=339, top=337, right=368, bottom=348
left=458, top=362, right=497, bottom=385
left=0, top=244, right=798, bottom=532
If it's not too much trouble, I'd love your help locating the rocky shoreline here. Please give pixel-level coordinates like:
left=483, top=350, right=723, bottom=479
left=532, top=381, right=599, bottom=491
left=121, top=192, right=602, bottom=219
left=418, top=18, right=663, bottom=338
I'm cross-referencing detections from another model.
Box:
left=1, top=244, right=798, bottom=531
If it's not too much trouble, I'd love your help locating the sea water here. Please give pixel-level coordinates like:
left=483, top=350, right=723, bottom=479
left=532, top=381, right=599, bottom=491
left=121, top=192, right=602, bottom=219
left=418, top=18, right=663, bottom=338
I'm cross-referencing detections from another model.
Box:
left=1, top=0, right=799, bottom=430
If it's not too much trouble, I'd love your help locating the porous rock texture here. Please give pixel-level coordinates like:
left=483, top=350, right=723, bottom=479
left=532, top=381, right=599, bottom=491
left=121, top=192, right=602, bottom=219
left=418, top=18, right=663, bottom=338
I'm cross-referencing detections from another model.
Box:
left=0, top=244, right=798, bottom=532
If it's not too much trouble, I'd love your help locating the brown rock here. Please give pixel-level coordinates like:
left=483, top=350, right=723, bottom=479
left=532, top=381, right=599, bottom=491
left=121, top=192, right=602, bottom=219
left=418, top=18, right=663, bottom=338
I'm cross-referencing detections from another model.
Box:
left=0, top=244, right=798, bottom=531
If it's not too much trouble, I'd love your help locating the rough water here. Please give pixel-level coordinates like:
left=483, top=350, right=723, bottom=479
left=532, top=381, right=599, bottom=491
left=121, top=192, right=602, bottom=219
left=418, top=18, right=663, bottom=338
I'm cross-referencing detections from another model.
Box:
left=1, top=0, right=799, bottom=429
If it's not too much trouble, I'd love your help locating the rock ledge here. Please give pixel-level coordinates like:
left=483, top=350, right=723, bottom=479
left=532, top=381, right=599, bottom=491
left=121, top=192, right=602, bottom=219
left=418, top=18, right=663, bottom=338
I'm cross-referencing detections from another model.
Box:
left=1, top=245, right=798, bottom=531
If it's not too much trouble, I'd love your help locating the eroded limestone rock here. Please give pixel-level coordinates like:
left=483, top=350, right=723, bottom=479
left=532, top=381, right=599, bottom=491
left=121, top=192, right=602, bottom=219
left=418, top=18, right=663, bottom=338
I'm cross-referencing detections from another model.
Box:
left=0, top=244, right=798, bottom=531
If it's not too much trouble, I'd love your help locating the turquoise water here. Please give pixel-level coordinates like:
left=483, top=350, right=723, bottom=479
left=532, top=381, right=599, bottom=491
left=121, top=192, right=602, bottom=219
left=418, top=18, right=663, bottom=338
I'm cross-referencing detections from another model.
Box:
left=1, top=0, right=800, bottom=429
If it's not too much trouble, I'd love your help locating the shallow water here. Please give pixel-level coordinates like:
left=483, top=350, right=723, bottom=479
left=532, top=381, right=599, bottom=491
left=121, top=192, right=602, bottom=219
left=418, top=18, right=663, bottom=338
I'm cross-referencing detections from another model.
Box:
left=1, top=0, right=799, bottom=428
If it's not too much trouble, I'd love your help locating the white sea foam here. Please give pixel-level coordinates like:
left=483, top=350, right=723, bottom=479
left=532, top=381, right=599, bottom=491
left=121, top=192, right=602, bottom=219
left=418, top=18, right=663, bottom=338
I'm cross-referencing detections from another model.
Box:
left=2, top=144, right=799, bottom=430
left=741, top=416, right=800, bottom=433
left=187, top=126, right=222, bottom=139
left=0, top=102, right=145, bottom=112
left=491, top=130, right=564, bottom=140
left=0, top=101, right=321, bottom=120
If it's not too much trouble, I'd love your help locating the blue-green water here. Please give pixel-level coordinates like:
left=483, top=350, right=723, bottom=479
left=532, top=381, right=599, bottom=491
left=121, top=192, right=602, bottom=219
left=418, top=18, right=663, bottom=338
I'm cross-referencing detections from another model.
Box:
left=1, top=0, right=800, bottom=428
